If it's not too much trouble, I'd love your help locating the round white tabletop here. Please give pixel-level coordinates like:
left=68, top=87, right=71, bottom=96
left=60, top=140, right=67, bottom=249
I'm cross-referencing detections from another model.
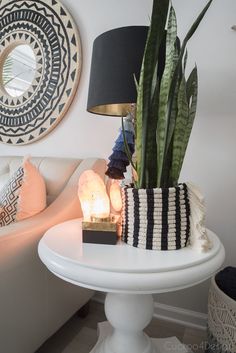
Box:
left=38, top=218, right=225, bottom=353
left=38, top=218, right=225, bottom=294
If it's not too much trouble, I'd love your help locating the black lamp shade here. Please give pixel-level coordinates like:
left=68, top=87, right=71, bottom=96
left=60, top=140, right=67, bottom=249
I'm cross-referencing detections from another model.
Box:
left=87, top=26, right=148, bottom=116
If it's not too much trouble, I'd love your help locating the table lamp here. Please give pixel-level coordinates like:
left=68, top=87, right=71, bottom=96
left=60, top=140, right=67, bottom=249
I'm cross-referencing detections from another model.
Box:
left=85, top=26, right=148, bottom=244
left=87, top=26, right=148, bottom=117
left=87, top=26, right=149, bottom=180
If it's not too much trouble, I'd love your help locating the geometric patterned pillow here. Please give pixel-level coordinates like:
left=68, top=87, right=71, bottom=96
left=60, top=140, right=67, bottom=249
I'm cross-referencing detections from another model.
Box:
left=0, top=167, right=24, bottom=226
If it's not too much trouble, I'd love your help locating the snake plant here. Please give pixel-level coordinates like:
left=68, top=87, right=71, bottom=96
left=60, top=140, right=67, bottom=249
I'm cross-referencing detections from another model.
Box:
left=135, top=0, right=213, bottom=189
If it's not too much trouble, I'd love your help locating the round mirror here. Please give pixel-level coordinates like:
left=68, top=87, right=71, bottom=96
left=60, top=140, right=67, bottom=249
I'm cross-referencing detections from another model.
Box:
left=2, top=45, right=36, bottom=97
left=0, top=0, right=81, bottom=145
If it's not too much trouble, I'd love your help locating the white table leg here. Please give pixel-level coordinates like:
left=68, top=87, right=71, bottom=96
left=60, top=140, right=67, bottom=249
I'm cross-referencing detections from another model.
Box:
left=90, top=293, right=189, bottom=353
left=90, top=293, right=157, bottom=353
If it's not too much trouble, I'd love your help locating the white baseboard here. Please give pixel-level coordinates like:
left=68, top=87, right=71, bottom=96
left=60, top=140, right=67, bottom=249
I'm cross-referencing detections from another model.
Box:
left=92, top=292, right=207, bottom=331
left=153, top=302, right=207, bottom=331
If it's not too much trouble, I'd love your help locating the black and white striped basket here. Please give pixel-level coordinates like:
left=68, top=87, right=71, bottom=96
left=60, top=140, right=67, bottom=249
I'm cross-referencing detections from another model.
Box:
left=121, top=183, right=191, bottom=250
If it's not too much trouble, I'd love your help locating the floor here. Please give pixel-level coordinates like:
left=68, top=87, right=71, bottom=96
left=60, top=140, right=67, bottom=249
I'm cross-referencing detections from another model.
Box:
left=36, top=301, right=207, bottom=353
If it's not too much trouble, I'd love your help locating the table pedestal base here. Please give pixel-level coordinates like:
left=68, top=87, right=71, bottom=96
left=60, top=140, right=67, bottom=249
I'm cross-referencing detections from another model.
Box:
left=89, top=293, right=189, bottom=353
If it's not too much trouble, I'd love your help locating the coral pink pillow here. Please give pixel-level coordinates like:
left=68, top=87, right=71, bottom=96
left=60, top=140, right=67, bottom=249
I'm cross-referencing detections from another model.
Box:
left=16, top=157, right=46, bottom=221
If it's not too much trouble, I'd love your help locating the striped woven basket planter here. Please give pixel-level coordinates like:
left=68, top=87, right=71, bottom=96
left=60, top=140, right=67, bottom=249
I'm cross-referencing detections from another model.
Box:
left=206, top=276, right=236, bottom=353
left=121, top=183, right=191, bottom=250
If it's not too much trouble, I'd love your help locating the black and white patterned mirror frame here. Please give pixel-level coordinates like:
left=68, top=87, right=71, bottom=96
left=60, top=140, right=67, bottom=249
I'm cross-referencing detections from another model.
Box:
left=0, top=0, right=82, bottom=145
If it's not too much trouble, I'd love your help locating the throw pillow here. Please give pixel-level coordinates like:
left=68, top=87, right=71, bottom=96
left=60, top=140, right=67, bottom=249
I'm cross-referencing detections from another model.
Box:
left=0, top=157, right=46, bottom=227
left=16, top=157, right=46, bottom=221
left=0, top=167, right=24, bottom=226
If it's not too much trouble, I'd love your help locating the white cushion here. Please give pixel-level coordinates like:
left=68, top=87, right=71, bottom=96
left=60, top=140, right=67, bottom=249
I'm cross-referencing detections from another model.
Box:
left=0, top=173, right=10, bottom=191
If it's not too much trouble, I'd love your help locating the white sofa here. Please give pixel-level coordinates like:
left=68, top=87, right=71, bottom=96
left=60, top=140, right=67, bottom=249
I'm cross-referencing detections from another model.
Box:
left=0, top=156, right=107, bottom=353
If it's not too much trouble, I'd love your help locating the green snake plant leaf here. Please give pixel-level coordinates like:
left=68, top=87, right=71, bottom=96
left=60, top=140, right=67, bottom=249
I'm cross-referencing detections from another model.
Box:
left=161, top=38, right=181, bottom=187
left=134, top=74, right=139, bottom=93
left=169, top=0, right=213, bottom=95
left=165, top=38, right=181, bottom=156
left=186, top=65, right=197, bottom=104
left=156, top=5, right=177, bottom=186
left=145, top=77, right=160, bottom=188
left=135, top=77, right=143, bottom=182
left=158, top=0, right=213, bottom=186
left=136, top=0, right=169, bottom=188
left=171, top=66, right=198, bottom=184
left=121, top=117, right=136, bottom=171
left=184, top=66, right=198, bottom=149
left=171, top=75, right=189, bottom=185
left=184, top=50, right=188, bottom=71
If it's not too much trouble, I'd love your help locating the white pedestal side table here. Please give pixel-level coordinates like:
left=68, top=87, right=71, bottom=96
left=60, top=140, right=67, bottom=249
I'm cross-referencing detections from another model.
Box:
left=38, top=219, right=225, bottom=353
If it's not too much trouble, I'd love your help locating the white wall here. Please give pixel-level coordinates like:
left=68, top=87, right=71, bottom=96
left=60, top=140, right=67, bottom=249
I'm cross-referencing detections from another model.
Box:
left=0, top=0, right=235, bottom=314
left=157, top=0, right=236, bottom=313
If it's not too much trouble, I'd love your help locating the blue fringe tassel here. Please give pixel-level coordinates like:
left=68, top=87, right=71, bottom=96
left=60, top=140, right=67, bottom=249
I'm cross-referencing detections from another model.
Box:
left=106, top=115, right=135, bottom=179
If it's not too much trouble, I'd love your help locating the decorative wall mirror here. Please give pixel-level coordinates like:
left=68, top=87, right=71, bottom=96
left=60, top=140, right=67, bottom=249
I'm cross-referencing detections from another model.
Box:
left=0, top=0, right=81, bottom=145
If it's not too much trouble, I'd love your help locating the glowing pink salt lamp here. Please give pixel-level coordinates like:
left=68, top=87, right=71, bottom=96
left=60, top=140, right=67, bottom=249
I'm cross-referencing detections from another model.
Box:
left=109, top=179, right=122, bottom=213
left=78, top=170, right=110, bottom=221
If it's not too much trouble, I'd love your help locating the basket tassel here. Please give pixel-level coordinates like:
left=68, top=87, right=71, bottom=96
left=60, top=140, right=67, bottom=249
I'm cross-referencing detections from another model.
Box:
left=187, top=182, right=212, bottom=252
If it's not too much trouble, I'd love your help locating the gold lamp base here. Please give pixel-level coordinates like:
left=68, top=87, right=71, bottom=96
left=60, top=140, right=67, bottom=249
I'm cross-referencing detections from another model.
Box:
left=82, top=218, right=118, bottom=245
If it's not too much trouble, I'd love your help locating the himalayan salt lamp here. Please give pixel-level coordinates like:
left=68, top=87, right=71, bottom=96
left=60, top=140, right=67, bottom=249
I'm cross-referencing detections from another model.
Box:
left=78, top=170, right=110, bottom=221
left=109, top=179, right=122, bottom=213
left=78, top=170, right=118, bottom=245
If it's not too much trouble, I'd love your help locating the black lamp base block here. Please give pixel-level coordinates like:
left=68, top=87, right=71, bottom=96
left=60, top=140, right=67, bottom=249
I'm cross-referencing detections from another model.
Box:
left=82, top=229, right=118, bottom=245
left=82, top=220, right=118, bottom=245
